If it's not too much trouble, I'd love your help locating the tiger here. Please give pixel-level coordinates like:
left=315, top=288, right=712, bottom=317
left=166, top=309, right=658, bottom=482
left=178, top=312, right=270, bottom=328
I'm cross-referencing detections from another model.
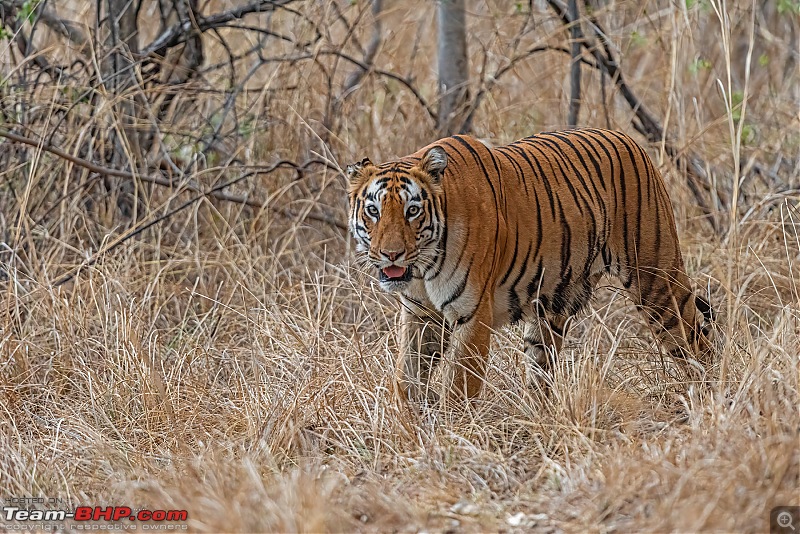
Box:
left=346, top=128, right=714, bottom=404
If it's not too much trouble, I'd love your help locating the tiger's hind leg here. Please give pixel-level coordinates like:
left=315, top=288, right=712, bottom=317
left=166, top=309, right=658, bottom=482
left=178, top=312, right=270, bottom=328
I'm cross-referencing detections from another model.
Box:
left=627, top=265, right=714, bottom=386
left=522, top=273, right=603, bottom=394
left=397, top=306, right=448, bottom=405
left=522, top=311, right=569, bottom=394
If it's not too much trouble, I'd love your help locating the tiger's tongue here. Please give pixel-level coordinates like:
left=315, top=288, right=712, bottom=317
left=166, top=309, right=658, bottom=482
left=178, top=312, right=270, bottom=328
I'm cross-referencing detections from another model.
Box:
left=382, top=265, right=407, bottom=279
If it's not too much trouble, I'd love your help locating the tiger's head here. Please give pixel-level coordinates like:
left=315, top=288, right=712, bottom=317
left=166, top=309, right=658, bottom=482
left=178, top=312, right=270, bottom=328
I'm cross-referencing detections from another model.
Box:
left=346, top=146, right=447, bottom=292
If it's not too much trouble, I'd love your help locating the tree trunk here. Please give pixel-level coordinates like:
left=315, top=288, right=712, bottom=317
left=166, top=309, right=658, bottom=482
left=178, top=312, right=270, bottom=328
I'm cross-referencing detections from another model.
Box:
left=567, top=0, right=581, bottom=126
left=437, top=0, right=469, bottom=136
left=157, top=0, right=204, bottom=85
left=103, top=0, right=144, bottom=218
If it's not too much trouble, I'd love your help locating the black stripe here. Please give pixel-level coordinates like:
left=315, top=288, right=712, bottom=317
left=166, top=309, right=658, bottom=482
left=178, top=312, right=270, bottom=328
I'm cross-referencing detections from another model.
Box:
left=591, top=130, right=629, bottom=273
left=521, top=138, right=586, bottom=218
left=499, top=229, right=520, bottom=286
left=546, top=132, right=609, bottom=241
left=568, top=130, right=610, bottom=192
left=601, top=130, right=644, bottom=252
left=448, top=136, right=500, bottom=212
left=551, top=266, right=573, bottom=315
left=508, top=241, right=533, bottom=324
left=526, top=261, right=545, bottom=301
left=495, top=146, right=530, bottom=195
left=536, top=134, right=596, bottom=215
left=558, top=195, right=571, bottom=276
left=433, top=205, right=468, bottom=284
left=572, top=130, right=615, bottom=243
left=516, top=142, right=568, bottom=260
left=536, top=134, right=602, bottom=275
left=426, top=194, right=449, bottom=280
left=448, top=137, right=504, bottom=307
left=506, top=142, right=557, bottom=219
left=441, top=254, right=475, bottom=308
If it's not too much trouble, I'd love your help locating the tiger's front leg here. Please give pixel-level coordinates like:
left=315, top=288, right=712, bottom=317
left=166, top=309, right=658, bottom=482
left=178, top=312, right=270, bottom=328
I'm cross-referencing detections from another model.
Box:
left=447, top=298, right=494, bottom=401
left=397, top=306, right=448, bottom=405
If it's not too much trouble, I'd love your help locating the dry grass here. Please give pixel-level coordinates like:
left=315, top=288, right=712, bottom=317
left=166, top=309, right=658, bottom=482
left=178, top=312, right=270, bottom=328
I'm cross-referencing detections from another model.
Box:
left=1, top=0, right=798, bottom=532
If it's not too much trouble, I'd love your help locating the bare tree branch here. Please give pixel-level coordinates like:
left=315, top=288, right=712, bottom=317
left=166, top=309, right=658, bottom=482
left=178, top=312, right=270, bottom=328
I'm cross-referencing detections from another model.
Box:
left=138, top=0, right=435, bottom=125
left=0, top=128, right=346, bottom=230
left=547, top=0, right=721, bottom=233
left=256, top=49, right=437, bottom=122
left=37, top=2, right=90, bottom=52
left=339, top=0, right=383, bottom=101
left=142, top=0, right=298, bottom=56
left=460, top=45, right=597, bottom=134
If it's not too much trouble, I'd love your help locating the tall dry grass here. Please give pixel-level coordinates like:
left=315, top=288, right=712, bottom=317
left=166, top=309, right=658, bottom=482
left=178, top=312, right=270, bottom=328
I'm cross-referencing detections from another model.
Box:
left=0, top=0, right=798, bottom=532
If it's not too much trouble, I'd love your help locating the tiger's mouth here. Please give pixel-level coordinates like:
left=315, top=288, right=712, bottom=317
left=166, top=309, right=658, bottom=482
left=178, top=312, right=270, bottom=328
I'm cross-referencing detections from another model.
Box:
left=379, top=265, right=412, bottom=283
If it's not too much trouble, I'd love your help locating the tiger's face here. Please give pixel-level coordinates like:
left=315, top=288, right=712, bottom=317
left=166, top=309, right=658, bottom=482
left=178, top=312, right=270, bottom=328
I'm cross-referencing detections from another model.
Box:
left=346, top=147, right=447, bottom=292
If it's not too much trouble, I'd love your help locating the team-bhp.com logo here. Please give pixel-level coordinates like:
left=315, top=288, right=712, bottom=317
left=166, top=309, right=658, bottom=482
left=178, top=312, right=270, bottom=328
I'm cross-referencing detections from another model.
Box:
left=3, top=503, right=188, bottom=531
left=5, top=507, right=187, bottom=522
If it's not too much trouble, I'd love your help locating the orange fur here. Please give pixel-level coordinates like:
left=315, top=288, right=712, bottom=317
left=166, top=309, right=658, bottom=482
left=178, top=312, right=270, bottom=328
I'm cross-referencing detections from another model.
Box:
left=347, top=128, right=713, bottom=404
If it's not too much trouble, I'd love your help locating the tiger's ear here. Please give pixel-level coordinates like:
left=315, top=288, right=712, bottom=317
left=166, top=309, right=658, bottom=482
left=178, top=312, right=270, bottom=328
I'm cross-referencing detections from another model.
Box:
left=420, top=146, right=447, bottom=183
left=345, top=157, right=373, bottom=182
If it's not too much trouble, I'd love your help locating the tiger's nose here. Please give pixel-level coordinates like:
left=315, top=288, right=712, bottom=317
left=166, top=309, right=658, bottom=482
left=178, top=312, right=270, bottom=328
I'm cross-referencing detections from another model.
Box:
left=381, top=249, right=405, bottom=261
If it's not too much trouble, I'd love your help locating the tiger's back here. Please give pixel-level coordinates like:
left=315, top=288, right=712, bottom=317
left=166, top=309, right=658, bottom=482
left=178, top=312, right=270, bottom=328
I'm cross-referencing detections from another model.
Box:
left=347, top=128, right=713, bottom=402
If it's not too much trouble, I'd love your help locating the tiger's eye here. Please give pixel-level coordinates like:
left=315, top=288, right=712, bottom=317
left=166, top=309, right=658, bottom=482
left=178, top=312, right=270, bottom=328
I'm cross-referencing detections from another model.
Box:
left=407, top=205, right=420, bottom=218
left=366, top=205, right=380, bottom=218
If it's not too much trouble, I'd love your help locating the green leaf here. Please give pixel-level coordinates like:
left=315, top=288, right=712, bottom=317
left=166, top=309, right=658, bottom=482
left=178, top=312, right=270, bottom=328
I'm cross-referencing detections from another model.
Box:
left=740, top=124, right=756, bottom=145
left=689, top=57, right=711, bottom=75
left=730, top=90, right=745, bottom=123
left=17, top=0, right=41, bottom=24
left=630, top=31, right=647, bottom=48
left=685, top=0, right=711, bottom=10
left=778, top=0, right=800, bottom=15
